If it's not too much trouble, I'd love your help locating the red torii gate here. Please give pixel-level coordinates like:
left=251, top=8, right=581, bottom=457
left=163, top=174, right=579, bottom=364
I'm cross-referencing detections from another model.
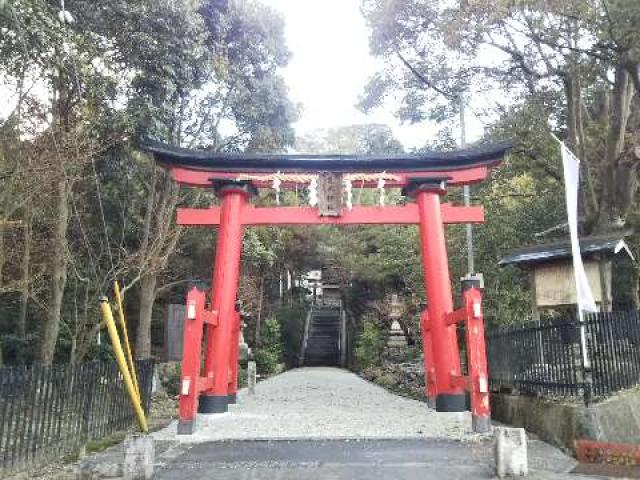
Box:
left=145, top=141, right=511, bottom=435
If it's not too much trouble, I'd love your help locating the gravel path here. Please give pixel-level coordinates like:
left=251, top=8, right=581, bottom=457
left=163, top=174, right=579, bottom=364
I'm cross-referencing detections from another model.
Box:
left=153, top=367, right=478, bottom=442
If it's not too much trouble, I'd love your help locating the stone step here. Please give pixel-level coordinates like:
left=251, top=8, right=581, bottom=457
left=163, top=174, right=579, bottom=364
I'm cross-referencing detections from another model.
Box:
left=302, top=308, right=342, bottom=366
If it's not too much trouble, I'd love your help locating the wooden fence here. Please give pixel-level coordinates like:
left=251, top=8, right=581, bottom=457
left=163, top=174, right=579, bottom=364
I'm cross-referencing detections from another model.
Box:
left=0, top=359, right=153, bottom=473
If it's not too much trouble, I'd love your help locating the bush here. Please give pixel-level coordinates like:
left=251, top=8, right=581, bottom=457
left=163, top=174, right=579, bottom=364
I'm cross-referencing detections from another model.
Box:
left=354, top=320, right=385, bottom=370
left=254, top=316, right=283, bottom=375
left=238, top=366, right=247, bottom=388
left=272, top=303, right=308, bottom=368
left=156, top=362, right=181, bottom=396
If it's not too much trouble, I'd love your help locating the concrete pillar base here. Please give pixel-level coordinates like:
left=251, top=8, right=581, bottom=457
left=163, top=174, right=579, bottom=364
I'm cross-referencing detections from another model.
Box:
left=177, top=419, right=196, bottom=435
left=436, top=393, right=466, bottom=412
left=472, top=415, right=491, bottom=433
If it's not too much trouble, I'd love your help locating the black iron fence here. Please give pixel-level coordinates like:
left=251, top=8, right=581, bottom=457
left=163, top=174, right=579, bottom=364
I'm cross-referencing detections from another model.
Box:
left=0, top=359, right=153, bottom=474
left=487, top=310, right=640, bottom=404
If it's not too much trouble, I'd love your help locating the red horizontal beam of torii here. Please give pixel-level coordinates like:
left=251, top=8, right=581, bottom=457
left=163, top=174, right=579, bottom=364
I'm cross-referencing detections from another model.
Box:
left=177, top=203, right=484, bottom=226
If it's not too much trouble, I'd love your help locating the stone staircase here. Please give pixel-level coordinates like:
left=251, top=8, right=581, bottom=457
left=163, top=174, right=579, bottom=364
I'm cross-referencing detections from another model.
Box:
left=301, top=307, right=341, bottom=366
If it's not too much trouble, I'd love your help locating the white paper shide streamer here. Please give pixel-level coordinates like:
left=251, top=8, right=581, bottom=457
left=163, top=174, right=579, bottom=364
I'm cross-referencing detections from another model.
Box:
left=272, top=171, right=282, bottom=205
left=377, top=174, right=386, bottom=207
left=343, top=178, right=353, bottom=210
left=559, top=141, right=598, bottom=314
left=308, top=176, right=318, bottom=207
left=58, top=0, right=75, bottom=23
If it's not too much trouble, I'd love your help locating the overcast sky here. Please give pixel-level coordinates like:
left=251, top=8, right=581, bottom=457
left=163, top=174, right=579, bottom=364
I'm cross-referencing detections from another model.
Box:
left=264, top=0, right=484, bottom=150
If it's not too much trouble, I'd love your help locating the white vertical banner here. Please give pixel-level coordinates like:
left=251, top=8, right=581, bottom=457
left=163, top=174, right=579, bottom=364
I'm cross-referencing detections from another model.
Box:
left=559, top=141, right=598, bottom=314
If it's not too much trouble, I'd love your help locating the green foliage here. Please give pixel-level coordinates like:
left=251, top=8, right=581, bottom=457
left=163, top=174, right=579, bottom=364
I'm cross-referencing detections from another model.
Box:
left=0, top=0, right=299, bottom=364
left=272, top=303, right=307, bottom=368
left=354, top=319, right=385, bottom=370
left=157, top=362, right=182, bottom=397
left=3, top=0, right=637, bottom=368
left=362, top=0, right=640, bottom=236
left=295, top=125, right=424, bottom=332
left=360, top=0, right=640, bottom=316
left=237, top=366, right=247, bottom=389
left=254, top=316, right=283, bottom=375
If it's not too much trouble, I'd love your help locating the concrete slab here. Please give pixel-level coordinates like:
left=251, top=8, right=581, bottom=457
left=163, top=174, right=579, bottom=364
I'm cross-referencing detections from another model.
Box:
left=153, top=439, right=587, bottom=480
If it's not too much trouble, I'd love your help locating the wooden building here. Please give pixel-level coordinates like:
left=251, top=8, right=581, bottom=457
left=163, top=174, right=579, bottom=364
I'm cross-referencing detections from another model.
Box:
left=500, top=234, right=633, bottom=318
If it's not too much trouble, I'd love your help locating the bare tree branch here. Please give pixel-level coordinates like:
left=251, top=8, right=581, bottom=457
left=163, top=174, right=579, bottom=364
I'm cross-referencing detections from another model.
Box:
left=395, top=49, right=453, bottom=99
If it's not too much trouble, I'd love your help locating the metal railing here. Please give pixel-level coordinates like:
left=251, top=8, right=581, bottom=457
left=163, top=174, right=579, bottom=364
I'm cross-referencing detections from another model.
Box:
left=299, top=307, right=313, bottom=367
left=487, top=310, right=640, bottom=404
left=339, top=305, right=348, bottom=367
left=0, top=359, right=154, bottom=474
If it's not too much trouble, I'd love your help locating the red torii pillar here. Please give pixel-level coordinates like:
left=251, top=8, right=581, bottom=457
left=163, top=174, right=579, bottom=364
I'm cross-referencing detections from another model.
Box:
left=409, top=179, right=466, bottom=412
left=178, top=181, right=254, bottom=434
left=198, top=181, right=255, bottom=414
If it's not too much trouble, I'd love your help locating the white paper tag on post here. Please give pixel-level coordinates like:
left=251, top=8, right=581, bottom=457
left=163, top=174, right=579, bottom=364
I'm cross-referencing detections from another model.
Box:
left=181, top=377, right=191, bottom=396
left=473, top=302, right=482, bottom=318
left=187, top=302, right=196, bottom=320
left=478, top=376, right=488, bottom=393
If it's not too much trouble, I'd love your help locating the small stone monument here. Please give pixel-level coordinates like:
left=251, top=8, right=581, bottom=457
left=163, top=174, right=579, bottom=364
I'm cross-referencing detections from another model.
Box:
left=494, top=427, right=528, bottom=478
left=124, top=434, right=154, bottom=480
left=384, top=294, right=408, bottom=362
left=387, top=295, right=407, bottom=348
left=78, top=434, right=154, bottom=480
left=387, top=320, right=408, bottom=348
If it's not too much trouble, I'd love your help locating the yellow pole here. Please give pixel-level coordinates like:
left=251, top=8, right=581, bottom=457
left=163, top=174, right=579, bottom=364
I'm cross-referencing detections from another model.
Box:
left=113, top=281, right=140, bottom=400
left=100, top=297, right=148, bottom=433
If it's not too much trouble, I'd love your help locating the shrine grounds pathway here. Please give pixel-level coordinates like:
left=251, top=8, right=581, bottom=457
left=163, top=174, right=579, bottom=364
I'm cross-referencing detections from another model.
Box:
left=151, top=367, right=598, bottom=479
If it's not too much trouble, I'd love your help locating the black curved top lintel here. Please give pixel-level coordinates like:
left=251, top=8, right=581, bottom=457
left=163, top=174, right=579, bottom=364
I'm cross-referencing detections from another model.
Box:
left=140, top=140, right=512, bottom=173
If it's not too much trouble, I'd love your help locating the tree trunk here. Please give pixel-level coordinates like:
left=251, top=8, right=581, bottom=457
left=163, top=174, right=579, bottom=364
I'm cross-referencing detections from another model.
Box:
left=596, top=66, right=636, bottom=232
left=564, top=75, right=598, bottom=223
left=0, top=221, right=4, bottom=290
left=632, top=266, right=640, bottom=310
left=255, top=274, right=265, bottom=346
left=72, top=283, right=92, bottom=363
left=69, top=337, right=76, bottom=364
left=136, top=273, right=157, bottom=359
left=39, top=178, right=69, bottom=364
left=17, top=204, right=32, bottom=363
left=133, top=169, right=180, bottom=359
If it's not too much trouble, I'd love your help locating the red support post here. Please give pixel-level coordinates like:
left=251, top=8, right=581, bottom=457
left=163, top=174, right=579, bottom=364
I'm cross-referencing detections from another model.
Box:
left=413, top=181, right=466, bottom=412
left=200, top=183, right=253, bottom=413
left=178, top=287, right=206, bottom=434
left=462, top=280, right=491, bottom=432
left=227, top=310, right=241, bottom=402
left=420, top=310, right=437, bottom=407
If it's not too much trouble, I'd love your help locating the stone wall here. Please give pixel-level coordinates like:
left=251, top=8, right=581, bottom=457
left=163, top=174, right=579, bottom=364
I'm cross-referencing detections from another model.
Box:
left=491, top=388, right=640, bottom=452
